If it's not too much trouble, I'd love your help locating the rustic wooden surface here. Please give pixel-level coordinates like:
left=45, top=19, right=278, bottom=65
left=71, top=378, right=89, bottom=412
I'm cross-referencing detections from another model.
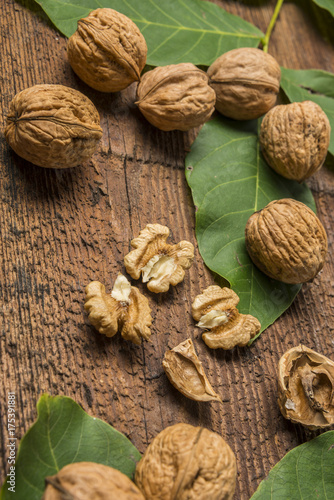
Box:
left=0, top=0, right=333, bottom=498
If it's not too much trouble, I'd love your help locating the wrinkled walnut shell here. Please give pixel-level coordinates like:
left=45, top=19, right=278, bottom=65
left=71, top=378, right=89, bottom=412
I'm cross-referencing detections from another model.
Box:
left=192, top=286, right=261, bottom=349
left=278, top=345, right=334, bottom=429
left=67, top=8, right=147, bottom=92
left=163, top=339, right=222, bottom=403
left=42, top=461, right=145, bottom=499
left=135, top=423, right=236, bottom=500
left=260, top=101, right=331, bottom=181
left=245, top=198, right=327, bottom=284
left=136, top=63, right=216, bottom=131
left=207, top=48, right=281, bottom=120
left=4, top=84, right=102, bottom=169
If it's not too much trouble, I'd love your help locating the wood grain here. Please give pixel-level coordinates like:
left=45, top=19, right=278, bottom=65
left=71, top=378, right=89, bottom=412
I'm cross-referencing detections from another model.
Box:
left=0, top=1, right=333, bottom=498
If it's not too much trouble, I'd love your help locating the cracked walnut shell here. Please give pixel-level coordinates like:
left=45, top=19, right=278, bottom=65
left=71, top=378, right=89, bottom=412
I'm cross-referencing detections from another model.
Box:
left=192, top=286, right=261, bottom=349
left=245, top=198, right=328, bottom=284
left=135, top=423, right=236, bottom=500
left=136, top=63, right=216, bottom=131
left=124, top=224, right=194, bottom=293
left=42, top=461, right=145, bottom=500
left=84, top=274, right=152, bottom=345
left=4, top=84, right=102, bottom=169
left=260, top=101, right=331, bottom=182
left=67, top=8, right=147, bottom=92
left=163, top=339, right=222, bottom=403
left=207, top=48, right=281, bottom=120
left=278, top=345, right=334, bottom=429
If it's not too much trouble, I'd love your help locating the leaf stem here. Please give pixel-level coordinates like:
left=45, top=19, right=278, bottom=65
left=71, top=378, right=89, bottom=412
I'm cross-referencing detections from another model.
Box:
left=261, top=0, right=285, bottom=53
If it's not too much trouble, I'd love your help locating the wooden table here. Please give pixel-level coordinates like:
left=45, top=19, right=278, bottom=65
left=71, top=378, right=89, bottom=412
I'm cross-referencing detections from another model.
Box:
left=1, top=1, right=333, bottom=498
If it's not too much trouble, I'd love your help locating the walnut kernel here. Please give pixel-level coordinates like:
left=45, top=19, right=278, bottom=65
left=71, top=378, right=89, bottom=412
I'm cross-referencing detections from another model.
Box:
left=4, top=84, right=102, bottom=169
left=67, top=8, right=147, bottom=92
left=84, top=274, right=152, bottom=344
left=192, top=286, right=261, bottom=349
left=124, top=224, right=194, bottom=293
left=245, top=198, right=328, bottom=284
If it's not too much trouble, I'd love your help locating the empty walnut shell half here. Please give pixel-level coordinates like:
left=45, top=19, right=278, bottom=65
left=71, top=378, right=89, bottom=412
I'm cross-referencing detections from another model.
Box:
left=163, top=338, right=222, bottom=403
left=135, top=423, right=237, bottom=500
left=245, top=198, right=328, bottom=284
left=260, top=101, right=331, bottom=182
left=42, top=461, right=145, bottom=500
left=136, top=63, right=216, bottom=131
left=278, top=345, right=334, bottom=429
left=207, top=47, right=281, bottom=120
left=192, top=285, right=261, bottom=349
left=84, top=274, right=152, bottom=345
left=124, top=224, right=194, bottom=293
left=67, top=8, right=147, bottom=92
left=4, top=84, right=103, bottom=169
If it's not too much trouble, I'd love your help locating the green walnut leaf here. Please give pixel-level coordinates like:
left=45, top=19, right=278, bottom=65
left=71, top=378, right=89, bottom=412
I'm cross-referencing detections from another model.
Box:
left=0, top=394, right=141, bottom=500
left=251, top=431, right=334, bottom=499
left=280, top=67, right=334, bottom=156
left=185, top=116, right=315, bottom=337
left=312, top=0, right=334, bottom=16
left=34, top=0, right=263, bottom=66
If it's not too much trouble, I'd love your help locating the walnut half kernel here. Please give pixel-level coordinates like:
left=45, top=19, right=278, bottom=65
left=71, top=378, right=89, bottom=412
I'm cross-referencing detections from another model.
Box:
left=124, top=224, right=194, bottom=293
left=192, top=286, right=261, bottom=349
left=84, top=274, right=152, bottom=345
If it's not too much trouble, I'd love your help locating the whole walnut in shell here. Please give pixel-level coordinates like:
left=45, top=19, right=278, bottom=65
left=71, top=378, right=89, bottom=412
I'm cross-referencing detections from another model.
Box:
left=42, top=461, right=145, bottom=499
left=278, top=345, right=334, bottom=429
left=260, top=101, right=331, bottom=181
left=135, top=423, right=236, bottom=500
left=136, top=63, right=216, bottom=131
left=4, top=84, right=102, bottom=169
left=245, top=198, right=327, bottom=284
left=67, top=8, right=147, bottom=92
left=207, top=47, right=281, bottom=120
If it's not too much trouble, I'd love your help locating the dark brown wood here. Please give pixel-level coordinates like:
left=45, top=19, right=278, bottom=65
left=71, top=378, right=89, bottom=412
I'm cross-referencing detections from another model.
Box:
left=0, top=1, right=333, bottom=498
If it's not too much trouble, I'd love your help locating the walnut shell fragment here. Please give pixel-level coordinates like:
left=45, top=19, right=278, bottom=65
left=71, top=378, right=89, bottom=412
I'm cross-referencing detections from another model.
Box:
left=136, top=63, right=216, bottom=131
left=124, top=224, right=194, bottom=293
left=278, top=345, right=334, bottom=429
left=192, top=286, right=261, bottom=349
left=135, top=423, right=236, bottom=500
left=4, top=84, right=102, bottom=169
left=207, top=48, right=281, bottom=120
left=260, top=101, right=331, bottom=181
left=67, top=8, right=147, bottom=92
left=245, top=198, right=328, bottom=284
left=162, top=338, right=222, bottom=403
left=84, top=274, right=152, bottom=345
left=42, top=461, right=145, bottom=500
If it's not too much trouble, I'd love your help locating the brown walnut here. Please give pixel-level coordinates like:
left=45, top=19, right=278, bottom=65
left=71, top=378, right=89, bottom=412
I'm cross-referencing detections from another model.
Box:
left=124, top=224, right=194, bottom=293
left=136, top=63, right=216, bottom=131
left=42, top=461, right=145, bottom=499
left=192, top=285, right=261, bottom=349
left=135, top=423, right=236, bottom=500
left=278, top=345, right=334, bottom=429
left=162, top=338, right=222, bottom=403
left=260, top=101, right=331, bottom=181
left=67, top=8, right=147, bottom=92
left=207, top=47, right=281, bottom=120
left=4, top=84, right=102, bottom=169
left=84, top=274, right=152, bottom=345
left=245, top=198, right=327, bottom=284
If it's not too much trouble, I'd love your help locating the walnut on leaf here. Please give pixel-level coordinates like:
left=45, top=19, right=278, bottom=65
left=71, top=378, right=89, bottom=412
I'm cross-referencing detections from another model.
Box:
left=135, top=423, right=236, bottom=500
left=278, top=345, right=334, bottom=430
left=84, top=274, right=152, bottom=345
left=162, top=338, right=222, bottom=403
left=245, top=198, right=328, bottom=284
left=192, top=285, right=261, bottom=349
left=67, top=8, right=147, bottom=92
left=42, top=462, right=145, bottom=500
left=124, top=224, right=194, bottom=293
